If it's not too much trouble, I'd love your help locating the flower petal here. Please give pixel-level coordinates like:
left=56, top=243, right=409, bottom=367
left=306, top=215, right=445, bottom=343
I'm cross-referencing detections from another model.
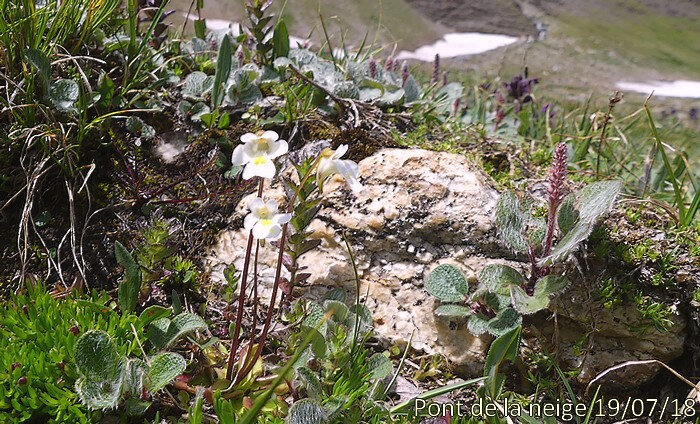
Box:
left=252, top=221, right=272, bottom=239
left=333, top=144, right=349, bottom=159
left=232, top=145, right=251, bottom=165
left=273, top=213, right=292, bottom=225
left=266, top=224, right=283, bottom=240
left=316, top=158, right=337, bottom=184
left=260, top=130, right=279, bottom=141
left=267, top=139, right=288, bottom=159
left=241, top=133, right=257, bottom=143
left=244, top=213, right=258, bottom=231
left=243, top=157, right=277, bottom=179
left=248, top=197, right=266, bottom=214
left=264, top=200, right=279, bottom=215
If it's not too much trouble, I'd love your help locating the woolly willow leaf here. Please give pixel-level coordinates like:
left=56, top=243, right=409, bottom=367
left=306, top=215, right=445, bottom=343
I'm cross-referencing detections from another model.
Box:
left=510, top=286, right=548, bottom=315
left=487, top=308, right=522, bottom=336
left=434, top=304, right=473, bottom=318
left=495, top=192, right=530, bottom=253
left=75, top=331, right=122, bottom=380
left=182, top=71, right=213, bottom=99
left=403, top=75, right=421, bottom=103
left=297, top=367, right=323, bottom=399
left=48, top=79, right=79, bottom=112
left=366, top=353, right=392, bottom=381
left=482, top=291, right=512, bottom=312
left=425, top=264, right=468, bottom=303
left=511, top=275, right=569, bottom=315
left=124, top=358, right=148, bottom=397
left=478, top=264, right=525, bottom=295
left=75, top=371, right=124, bottom=410
left=467, top=314, right=490, bottom=336
left=557, top=195, right=579, bottom=235
left=359, top=87, right=382, bottom=102
left=323, top=300, right=348, bottom=322
left=379, top=89, right=405, bottom=106
left=332, top=81, right=360, bottom=99
left=148, top=352, right=186, bottom=392
left=148, top=313, right=207, bottom=349
left=540, top=180, right=622, bottom=266
left=286, top=399, right=328, bottom=424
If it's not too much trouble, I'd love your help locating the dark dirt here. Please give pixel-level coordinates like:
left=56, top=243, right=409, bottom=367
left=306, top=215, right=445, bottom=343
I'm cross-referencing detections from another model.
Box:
left=404, top=0, right=536, bottom=36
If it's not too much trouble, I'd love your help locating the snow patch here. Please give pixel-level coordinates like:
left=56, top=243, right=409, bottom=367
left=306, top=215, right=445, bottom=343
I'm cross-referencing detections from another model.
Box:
left=396, top=33, right=519, bottom=61
left=616, top=80, right=700, bottom=99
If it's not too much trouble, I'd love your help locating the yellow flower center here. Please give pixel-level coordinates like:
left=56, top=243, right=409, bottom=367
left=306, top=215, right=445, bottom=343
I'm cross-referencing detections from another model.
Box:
left=253, top=156, right=267, bottom=165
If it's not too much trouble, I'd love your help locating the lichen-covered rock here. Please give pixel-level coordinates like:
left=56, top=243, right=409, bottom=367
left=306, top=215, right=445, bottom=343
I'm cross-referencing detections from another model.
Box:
left=205, top=147, right=688, bottom=387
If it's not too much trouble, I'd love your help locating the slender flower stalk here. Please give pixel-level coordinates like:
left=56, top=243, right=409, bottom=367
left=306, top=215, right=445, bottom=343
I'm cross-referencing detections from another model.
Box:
left=543, top=143, right=568, bottom=256
left=442, top=71, right=448, bottom=87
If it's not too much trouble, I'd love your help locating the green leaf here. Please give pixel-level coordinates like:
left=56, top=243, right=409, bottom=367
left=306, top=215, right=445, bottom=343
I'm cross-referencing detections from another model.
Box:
left=74, top=331, right=122, bottom=380
left=483, top=325, right=521, bottom=399
left=190, top=102, right=211, bottom=121
left=182, top=71, right=213, bottom=100
left=557, top=195, right=579, bottom=235
left=509, top=275, right=569, bottom=315
left=487, top=308, right=522, bottom=336
left=48, top=79, right=79, bottom=112
left=478, top=264, right=525, bottom=295
left=510, top=286, right=548, bottom=315
left=540, top=180, right=622, bottom=265
left=286, top=399, right=328, bottom=424
left=212, top=35, right=233, bottom=108
left=434, top=304, right=473, bottom=318
left=24, top=48, right=50, bottom=92
left=148, top=353, right=186, bottom=392
left=300, top=325, right=326, bottom=358
left=115, top=241, right=141, bottom=314
left=272, top=19, right=290, bottom=59
left=495, top=192, right=531, bottom=253
left=139, top=305, right=171, bottom=327
left=403, top=75, right=421, bottom=103
left=75, top=371, right=124, bottom=410
left=425, top=264, right=468, bottom=302
left=467, top=314, right=490, bottom=335
left=213, top=391, right=235, bottom=424
left=297, top=367, right=323, bottom=399
left=124, top=358, right=148, bottom=398
left=323, top=300, right=348, bottom=322
left=148, top=313, right=207, bottom=349
left=366, top=353, right=392, bottom=381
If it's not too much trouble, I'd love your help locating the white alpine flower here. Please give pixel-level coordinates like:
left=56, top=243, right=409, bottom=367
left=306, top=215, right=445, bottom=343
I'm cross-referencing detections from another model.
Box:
left=232, top=131, right=288, bottom=180
left=316, top=144, right=363, bottom=193
left=244, top=198, right=292, bottom=240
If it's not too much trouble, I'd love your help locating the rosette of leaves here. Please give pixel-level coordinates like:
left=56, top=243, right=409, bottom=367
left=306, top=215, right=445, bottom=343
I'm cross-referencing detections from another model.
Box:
left=425, top=264, right=522, bottom=337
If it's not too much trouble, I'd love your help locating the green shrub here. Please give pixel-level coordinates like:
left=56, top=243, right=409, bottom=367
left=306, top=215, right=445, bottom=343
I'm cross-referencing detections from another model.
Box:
left=0, top=283, right=141, bottom=423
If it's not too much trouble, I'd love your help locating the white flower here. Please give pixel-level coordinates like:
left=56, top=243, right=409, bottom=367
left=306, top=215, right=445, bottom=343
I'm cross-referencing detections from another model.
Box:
left=316, top=144, right=363, bottom=193
left=232, top=131, right=288, bottom=180
left=244, top=198, right=292, bottom=240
